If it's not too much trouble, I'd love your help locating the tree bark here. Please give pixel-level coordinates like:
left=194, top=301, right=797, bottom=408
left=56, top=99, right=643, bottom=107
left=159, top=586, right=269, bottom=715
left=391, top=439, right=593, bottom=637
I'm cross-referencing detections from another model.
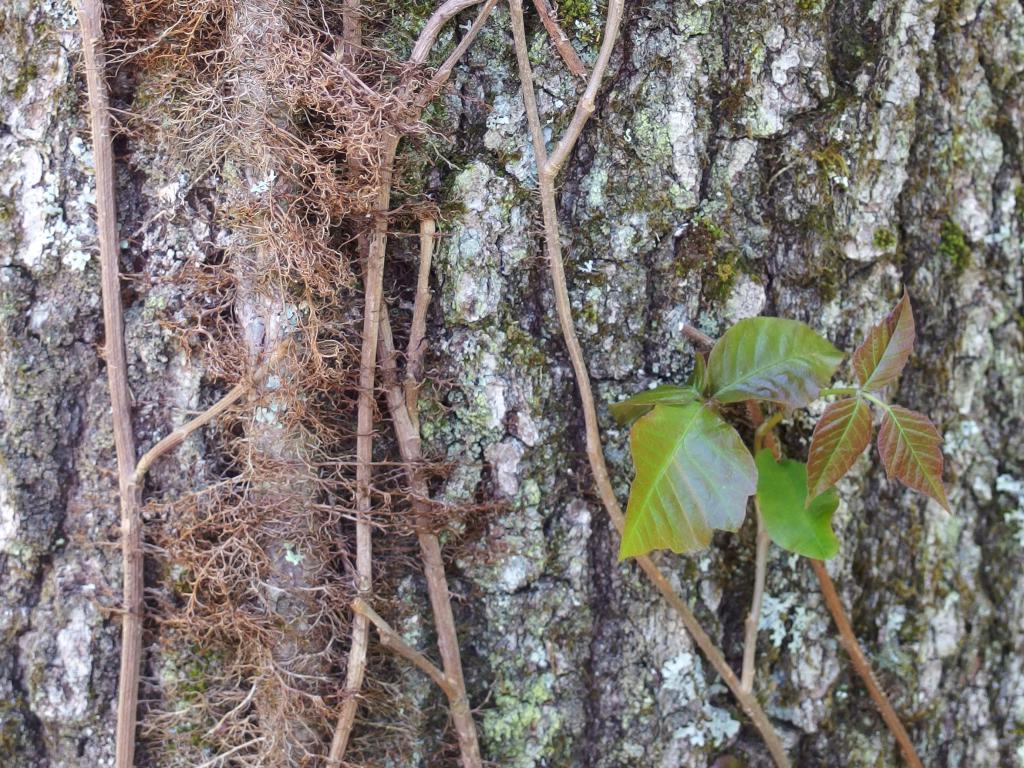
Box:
left=2, top=0, right=1023, bottom=766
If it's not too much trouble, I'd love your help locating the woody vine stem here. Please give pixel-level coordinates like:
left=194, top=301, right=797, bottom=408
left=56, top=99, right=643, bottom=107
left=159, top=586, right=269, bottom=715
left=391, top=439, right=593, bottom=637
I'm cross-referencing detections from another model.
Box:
left=73, top=3, right=142, bottom=765
left=75, top=3, right=289, bottom=764
left=507, top=0, right=792, bottom=765
left=78, top=0, right=788, bottom=760
left=328, top=3, right=498, bottom=764
left=77, top=0, right=496, bottom=765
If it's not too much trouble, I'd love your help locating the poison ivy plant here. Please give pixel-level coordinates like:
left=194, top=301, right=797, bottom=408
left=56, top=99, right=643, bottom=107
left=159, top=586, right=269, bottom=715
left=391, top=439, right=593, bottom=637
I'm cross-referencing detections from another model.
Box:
left=806, top=396, right=872, bottom=499
left=851, top=292, right=915, bottom=391
left=876, top=404, right=949, bottom=510
left=611, top=293, right=948, bottom=560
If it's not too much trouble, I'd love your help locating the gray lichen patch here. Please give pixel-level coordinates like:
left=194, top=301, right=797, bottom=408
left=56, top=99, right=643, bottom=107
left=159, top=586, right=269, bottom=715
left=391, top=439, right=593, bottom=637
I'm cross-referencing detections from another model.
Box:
left=436, top=162, right=530, bottom=326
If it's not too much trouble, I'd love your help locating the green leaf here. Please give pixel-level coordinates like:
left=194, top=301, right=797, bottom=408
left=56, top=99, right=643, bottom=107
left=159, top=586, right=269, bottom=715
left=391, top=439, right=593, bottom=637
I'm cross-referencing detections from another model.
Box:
left=707, top=317, right=844, bottom=408
left=609, top=385, right=701, bottom=426
left=690, top=352, right=708, bottom=395
left=852, top=292, right=915, bottom=391
left=755, top=450, right=840, bottom=560
left=619, top=403, right=756, bottom=559
left=806, top=396, right=873, bottom=499
left=876, top=404, right=950, bottom=510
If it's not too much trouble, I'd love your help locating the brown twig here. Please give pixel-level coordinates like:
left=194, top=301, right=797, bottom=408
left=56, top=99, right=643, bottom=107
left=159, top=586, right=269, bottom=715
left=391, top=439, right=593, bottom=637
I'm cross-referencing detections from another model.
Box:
left=685, top=324, right=923, bottom=767
left=541, top=0, right=622, bottom=179
left=632, top=556, right=790, bottom=762
left=530, top=0, right=586, bottom=77
left=415, top=0, right=498, bottom=110
left=330, top=4, right=494, bottom=761
left=742, top=404, right=782, bottom=692
left=328, top=133, right=398, bottom=767
left=351, top=598, right=456, bottom=699
left=410, top=0, right=489, bottom=65
left=342, top=0, right=361, bottom=49
left=741, top=503, right=770, bottom=693
left=811, top=560, right=924, bottom=768
left=404, top=218, right=435, bottom=424
left=133, top=385, right=246, bottom=485
left=508, top=3, right=791, bottom=765
left=379, top=306, right=482, bottom=768
left=73, top=4, right=144, bottom=767
left=681, top=323, right=714, bottom=349
left=328, top=5, right=370, bottom=751
left=132, top=345, right=285, bottom=486
left=406, top=219, right=435, bottom=377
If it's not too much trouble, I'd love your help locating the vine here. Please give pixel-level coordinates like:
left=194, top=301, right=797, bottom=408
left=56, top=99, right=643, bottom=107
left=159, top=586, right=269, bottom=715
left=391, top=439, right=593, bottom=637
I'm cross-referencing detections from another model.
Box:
left=508, top=0, right=792, bottom=763
left=73, top=0, right=943, bottom=762
left=614, top=295, right=937, bottom=767
left=77, top=0, right=500, bottom=764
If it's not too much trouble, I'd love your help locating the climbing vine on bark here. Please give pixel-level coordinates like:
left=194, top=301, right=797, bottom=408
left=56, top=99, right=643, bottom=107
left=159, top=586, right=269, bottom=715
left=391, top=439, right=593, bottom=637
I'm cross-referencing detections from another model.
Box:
left=613, top=292, right=947, bottom=559
left=611, top=293, right=940, bottom=768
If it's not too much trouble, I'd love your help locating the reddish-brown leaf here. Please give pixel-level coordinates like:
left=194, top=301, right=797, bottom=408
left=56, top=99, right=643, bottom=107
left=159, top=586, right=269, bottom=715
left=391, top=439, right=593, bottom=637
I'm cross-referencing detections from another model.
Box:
left=852, top=292, right=915, bottom=391
left=877, top=404, right=950, bottom=510
left=806, top=397, right=873, bottom=499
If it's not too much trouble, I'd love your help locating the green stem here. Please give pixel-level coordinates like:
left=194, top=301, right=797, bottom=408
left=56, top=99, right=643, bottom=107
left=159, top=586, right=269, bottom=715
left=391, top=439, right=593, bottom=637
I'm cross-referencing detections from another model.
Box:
left=819, top=386, right=859, bottom=398
left=860, top=391, right=889, bottom=410
left=818, top=387, right=890, bottom=413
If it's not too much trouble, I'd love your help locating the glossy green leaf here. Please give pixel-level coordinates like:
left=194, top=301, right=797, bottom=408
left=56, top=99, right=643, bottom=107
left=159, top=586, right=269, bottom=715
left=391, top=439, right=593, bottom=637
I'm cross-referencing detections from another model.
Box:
left=707, top=317, right=844, bottom=408
left=852, top=292, right=915, bottom=391
left=609, top=385, right=701, bottom=426
left=619, top=403, right=756, bottom=559
left=755, top=450, right=840, bottom=560
left=806, top=396, right=873, bottom=499
left=876, top=404, right=950, bottom=510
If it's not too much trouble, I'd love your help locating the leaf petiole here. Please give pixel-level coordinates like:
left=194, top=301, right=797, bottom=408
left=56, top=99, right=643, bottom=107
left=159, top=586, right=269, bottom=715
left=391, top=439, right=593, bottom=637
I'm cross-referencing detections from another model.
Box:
left=819, top=386, right=888, bottom=410
left=858, top=390, right=889, bottom=410
left=818, top=386, right=859, bottom=398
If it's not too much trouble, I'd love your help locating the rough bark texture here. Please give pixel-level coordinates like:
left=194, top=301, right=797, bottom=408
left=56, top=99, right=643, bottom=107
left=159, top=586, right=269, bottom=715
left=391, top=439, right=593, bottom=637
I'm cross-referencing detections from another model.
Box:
left=2, top=0, right=1023, bottom=765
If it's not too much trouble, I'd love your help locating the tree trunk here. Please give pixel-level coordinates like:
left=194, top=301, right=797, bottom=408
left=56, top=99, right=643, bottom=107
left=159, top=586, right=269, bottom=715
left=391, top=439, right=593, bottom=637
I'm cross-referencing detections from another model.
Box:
left=2, top=0, right=1022, bottom=766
